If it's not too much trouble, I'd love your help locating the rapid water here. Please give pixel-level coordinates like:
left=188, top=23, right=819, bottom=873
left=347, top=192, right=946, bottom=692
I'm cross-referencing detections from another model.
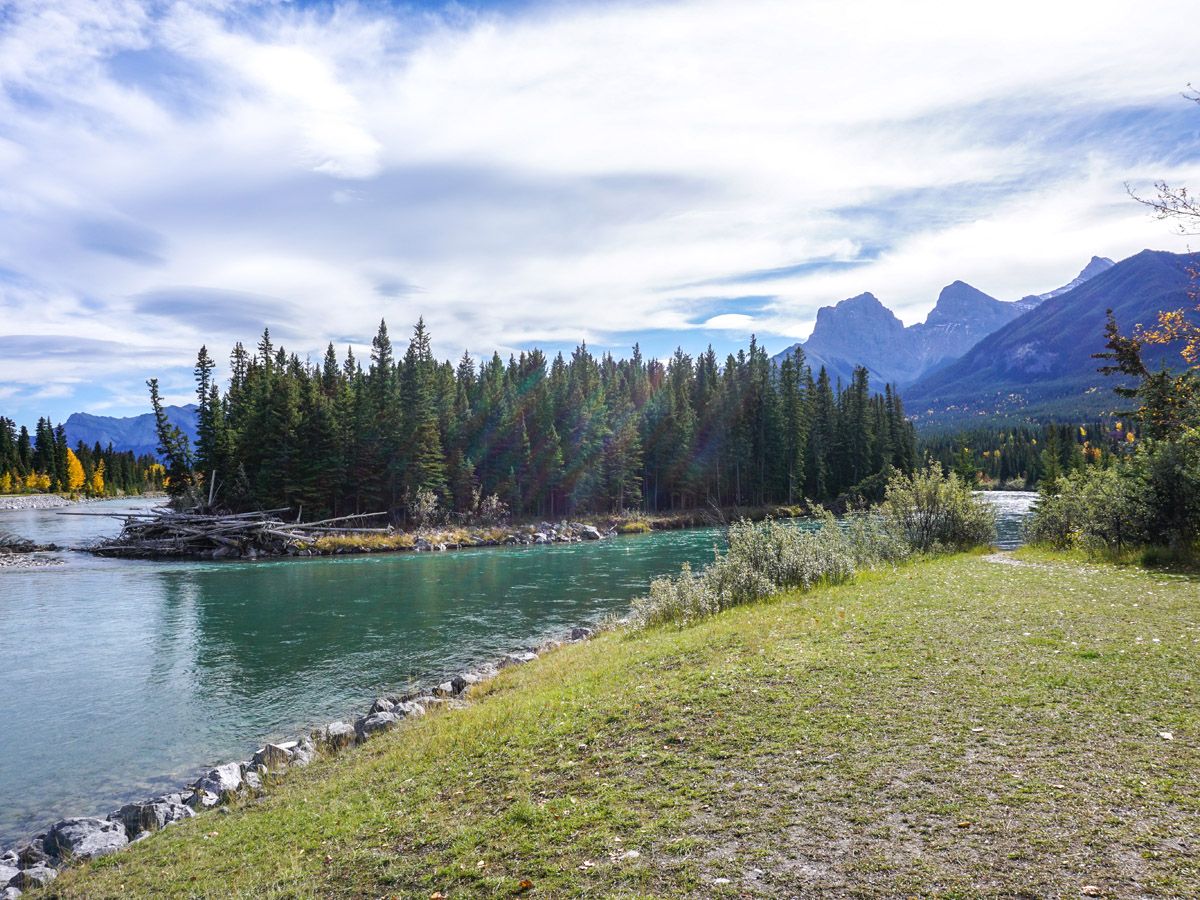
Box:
left=977, top=490, right=1038, bottom=549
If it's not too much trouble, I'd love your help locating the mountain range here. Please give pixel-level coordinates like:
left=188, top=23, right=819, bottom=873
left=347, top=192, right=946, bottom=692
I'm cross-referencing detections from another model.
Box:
left=64, top=405, right=199, bottom=458
left=773, top=256, right=1116, bottom=387
left=48, top=251, right=1198, bottom=444
left=905, top=249, right=1199, bottom=425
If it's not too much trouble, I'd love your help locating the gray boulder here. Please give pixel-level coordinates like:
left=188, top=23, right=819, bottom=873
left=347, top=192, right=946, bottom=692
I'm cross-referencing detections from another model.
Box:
left=395, top=701, right=425, bottom=718
left=433, top=677, right=467, bottom=697
left=252, top=743, right=293, bottom=772
left=13, top=844, right=48, bottom=868
left=291, top=737, right=316, bottom=767
left=369, top=696, right=395, bottom=715
left=44, top=817, right=128, bottom=861
left=579, top=525, right=602, bottom=540
left=242, top=770, right=263, bottom=793
left=570, top=626, right=593, bottom=641
left=499, top=651, right=538, bottom=668
left=193, top=762, right=244, bottom=801
left=3, top=885, right=23, bottom=899
left=422, top=697, right=468, bottom=710
left=113, top=797, right=194, bottom=836
left=186, top=789, right=220, bottom=810
left=319, top=721, right=355, bottom=750
left=10, top=865, right=56, bottom=889
left=355, top=711, right=398, bottom=740
left=0, top=866, right=17, bottom=887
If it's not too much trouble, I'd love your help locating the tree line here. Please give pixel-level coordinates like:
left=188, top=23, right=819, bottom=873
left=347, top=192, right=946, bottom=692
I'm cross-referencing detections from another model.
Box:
left=0, top=416, right=166, bottom=496
left=160, top=319, right=918, bottom=522
left=920, top=421, right=1137, bottom=489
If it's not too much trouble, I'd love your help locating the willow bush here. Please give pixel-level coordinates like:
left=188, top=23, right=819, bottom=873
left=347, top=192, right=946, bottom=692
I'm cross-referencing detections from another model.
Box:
left=632, top=466, right=995, bottom=628
left=879, top=463, right=996, bottom=552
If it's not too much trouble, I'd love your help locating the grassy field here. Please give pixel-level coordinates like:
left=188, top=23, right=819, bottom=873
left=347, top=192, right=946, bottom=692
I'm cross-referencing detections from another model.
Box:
left=44, top=551, right=1198, bottom=898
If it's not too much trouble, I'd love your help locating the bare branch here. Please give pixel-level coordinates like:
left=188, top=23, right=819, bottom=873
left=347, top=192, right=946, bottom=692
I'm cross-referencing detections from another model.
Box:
left=1127, top=181, right=1200, bottom=235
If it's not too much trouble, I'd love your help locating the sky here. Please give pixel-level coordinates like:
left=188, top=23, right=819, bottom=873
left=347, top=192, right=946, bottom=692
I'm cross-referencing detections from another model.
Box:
left=1, top=0, right=1198, bottom=427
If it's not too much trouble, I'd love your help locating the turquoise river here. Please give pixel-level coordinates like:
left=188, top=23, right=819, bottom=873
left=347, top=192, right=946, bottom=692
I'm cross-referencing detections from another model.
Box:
left=0, top=492, right=1033, bottom=845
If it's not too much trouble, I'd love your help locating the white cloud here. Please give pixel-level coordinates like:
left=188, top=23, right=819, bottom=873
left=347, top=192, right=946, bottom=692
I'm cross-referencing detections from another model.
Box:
left=0, top=0, right=1197, bottom=422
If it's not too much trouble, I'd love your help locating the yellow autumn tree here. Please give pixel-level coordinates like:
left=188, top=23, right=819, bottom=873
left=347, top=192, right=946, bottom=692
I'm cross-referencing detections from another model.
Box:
left=66, top=448, right=86, bottom=493
left=89, top=460, right=105, bottom=497
left=0, top=471, right=12, bottom=494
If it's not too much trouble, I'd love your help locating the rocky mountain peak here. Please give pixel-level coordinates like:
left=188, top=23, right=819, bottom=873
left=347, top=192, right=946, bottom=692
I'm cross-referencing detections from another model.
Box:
left=923, top=281, right=1004, bottom=326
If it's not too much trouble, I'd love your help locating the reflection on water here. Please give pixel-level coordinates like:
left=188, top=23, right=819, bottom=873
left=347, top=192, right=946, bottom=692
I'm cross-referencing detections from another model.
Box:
left=0, top=501, right=723, bottom=845
left=0, top=493, right=1037, bottom=845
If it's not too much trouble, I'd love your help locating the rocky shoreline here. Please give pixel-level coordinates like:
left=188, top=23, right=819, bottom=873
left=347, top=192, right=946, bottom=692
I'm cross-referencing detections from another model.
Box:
left=0, top=495, right=74, bottom=512
left=0, top=552, right=63, bottom=570
left=0, top=535, right=63, bottom=571
left=0, top=624, right=597, bottom=896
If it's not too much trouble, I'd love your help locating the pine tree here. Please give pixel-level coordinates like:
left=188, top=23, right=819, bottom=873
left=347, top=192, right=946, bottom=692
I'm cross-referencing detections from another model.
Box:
left=147, top=378, right=194, bottom=502
left=400, top=318, right=446, bottom=504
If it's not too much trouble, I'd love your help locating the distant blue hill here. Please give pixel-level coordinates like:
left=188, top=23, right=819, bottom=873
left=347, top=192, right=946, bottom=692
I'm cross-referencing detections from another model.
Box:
left=64, top=404, right=199, bottom=458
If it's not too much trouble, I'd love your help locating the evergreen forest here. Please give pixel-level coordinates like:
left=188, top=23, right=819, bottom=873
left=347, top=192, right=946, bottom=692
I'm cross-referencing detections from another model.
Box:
left=164, top=319, right=919, bottom=522
left=0, top=416, right=165, bottom=497
left=919, top=420, right=1137, bottom=489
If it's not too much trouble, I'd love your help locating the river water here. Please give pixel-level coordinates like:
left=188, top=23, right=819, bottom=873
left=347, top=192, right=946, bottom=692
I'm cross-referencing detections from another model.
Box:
left=0, top=501, right=725, bottom=845
left=0, top=491, right=1036, bottom=845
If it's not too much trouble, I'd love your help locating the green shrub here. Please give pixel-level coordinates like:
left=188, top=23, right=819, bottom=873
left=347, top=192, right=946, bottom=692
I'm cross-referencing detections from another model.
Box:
left=1027, top=429, right=1200, bottom=556
left=879, top=463, right=996, bottom=552
left=1025, top=465, right=1149, bottom=552
left=1140, top=427, right=1200, bottom=551
left=617, top=520, right=652, bottom=534
left=632, top=467, right=998, bottom=629
left=631, top=512, right=910, bottom=628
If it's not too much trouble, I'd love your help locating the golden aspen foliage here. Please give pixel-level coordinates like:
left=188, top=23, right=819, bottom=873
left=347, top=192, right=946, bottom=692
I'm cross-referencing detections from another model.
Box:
left=0, top=471, right=12, bottom=494
left=89, top=460, right=105, bottom=496
left=66, top=448, right=86, bottom=492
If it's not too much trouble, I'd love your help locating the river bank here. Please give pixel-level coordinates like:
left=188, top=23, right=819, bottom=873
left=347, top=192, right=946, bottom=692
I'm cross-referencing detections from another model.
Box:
left=0, top=495, right=73, bottom=511
left=82, top=504, right=808, bottom=561
left=36, top=551, right=1200, bottom=898
left=1, top=624, right=594, bottom=894
left=0, top=504, right=725, bottom=850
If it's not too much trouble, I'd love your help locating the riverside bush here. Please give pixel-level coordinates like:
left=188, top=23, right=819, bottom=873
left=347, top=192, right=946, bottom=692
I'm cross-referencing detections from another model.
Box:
left=633, top=467, right=996, bottom=628
left=879, top=463, right=996, bottom=552
left=1026, top=430, right=1200, bottom=556
left=631, top=513, right=910, bottom=628
left=1025, top=465, right=1149, bottom=552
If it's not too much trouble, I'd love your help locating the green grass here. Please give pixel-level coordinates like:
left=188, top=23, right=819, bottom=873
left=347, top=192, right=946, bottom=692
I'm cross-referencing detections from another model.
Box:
left=43, top=553, right=1200, bottom=898
left=616, top=520, right=653, bottom=535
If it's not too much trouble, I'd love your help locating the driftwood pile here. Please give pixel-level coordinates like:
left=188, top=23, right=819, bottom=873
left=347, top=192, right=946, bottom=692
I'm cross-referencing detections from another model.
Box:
left=0, top=530, right=58, bottom=554
left=81, top=508, right=389, bottom=560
